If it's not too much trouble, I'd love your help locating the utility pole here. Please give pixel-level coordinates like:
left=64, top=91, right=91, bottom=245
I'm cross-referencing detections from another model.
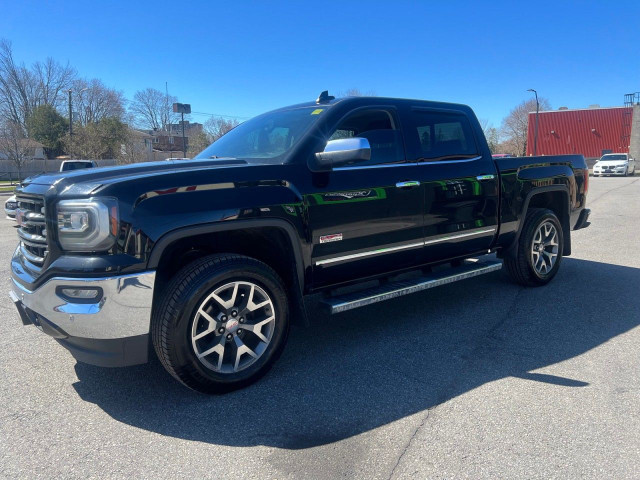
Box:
left=67, top=89, right=73, bottom=136
left=181, top=111, right=186, bottom=157
left=527, top=88, right=539, bottom=156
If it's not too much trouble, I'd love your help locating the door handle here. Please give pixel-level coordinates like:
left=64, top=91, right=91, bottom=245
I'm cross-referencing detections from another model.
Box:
left=476, top=174, right=495, bottom=181
left=396, top=180, right=420, bottom=188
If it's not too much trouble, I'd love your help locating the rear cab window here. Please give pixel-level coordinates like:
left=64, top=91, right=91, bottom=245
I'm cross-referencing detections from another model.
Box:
left=405, top=108, right=479, bottom=162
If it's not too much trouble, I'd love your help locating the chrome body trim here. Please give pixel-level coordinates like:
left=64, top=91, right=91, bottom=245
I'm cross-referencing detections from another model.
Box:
left=396, top=180, right=420, bottom=188
left=333, top=162, right=413, bottom=171
left=324, top=260, right=503, bottom=313
left=315, top=242, right=424, bottom=266
left=315, top=227, right=497, bottom=266
left=418, top=155, right=483, bottom=165
left=333, top=155, right=484, bottom=171
left=10, top=271, right=156, bottom=339
left=422, top=227, right=496, bottom=246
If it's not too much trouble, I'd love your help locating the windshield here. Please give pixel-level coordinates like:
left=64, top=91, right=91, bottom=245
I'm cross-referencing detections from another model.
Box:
left=196, top=106, right=325, bottom=163
left=62, top=162, right=94, bottom=171
left=600, top=155, right=626, bottom=161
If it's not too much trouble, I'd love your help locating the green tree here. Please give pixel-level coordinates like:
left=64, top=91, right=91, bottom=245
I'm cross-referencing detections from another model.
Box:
left=26, top=104, right=68, bottom=156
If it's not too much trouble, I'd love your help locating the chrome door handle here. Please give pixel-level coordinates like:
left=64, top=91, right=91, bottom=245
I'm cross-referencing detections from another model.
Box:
left=396, top=180, right=420, bottom=188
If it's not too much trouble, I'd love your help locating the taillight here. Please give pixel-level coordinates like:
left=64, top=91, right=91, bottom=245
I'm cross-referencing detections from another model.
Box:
left=584, top=169, right=589, bottom=193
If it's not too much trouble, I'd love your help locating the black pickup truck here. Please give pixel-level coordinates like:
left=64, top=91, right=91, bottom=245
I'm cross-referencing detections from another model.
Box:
left=10, top=92, right=591, bottom=393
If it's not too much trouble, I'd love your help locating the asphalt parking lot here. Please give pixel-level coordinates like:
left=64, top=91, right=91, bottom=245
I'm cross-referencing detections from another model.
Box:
left=1, top=176, right=639, bottom=479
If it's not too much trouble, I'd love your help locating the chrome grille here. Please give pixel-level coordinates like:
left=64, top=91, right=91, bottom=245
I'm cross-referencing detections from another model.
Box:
left=16, top=195, right=48, bottom=268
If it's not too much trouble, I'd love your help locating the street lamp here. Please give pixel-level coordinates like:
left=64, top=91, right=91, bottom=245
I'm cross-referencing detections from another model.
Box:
left=67, top=87, right=88, bottom=136
left=527, top=88, right=539, bottom=156
left=173, top=102, right=191, bottom=158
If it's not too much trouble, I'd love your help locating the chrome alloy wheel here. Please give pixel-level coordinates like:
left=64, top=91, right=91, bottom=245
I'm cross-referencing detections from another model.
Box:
left=191, top=281, right=275, bottom=373
left=531, top=221, right=559, bottom=275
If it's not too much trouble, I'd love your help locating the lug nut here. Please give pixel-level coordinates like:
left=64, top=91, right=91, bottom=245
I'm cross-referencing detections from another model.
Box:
left=239, top=317, right=245, bottom=323
left=237, top=329, right=243, bottom=334
left=231, top=310, right=238, bottom=317
left=221, top=315, right=227, bottom=322
left=226, top=334, right=232, bottom=340
left=218, top=327, right=224, bottom=334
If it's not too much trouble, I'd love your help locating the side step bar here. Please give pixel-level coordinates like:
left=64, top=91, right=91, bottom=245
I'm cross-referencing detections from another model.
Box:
left=321, top=259, right=503, bottom=314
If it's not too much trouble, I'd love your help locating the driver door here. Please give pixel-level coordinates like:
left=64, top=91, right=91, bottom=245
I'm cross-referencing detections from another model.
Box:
left=307, top=107, right=425, bottom=288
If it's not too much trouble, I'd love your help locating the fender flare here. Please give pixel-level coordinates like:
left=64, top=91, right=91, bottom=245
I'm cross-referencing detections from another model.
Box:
left=147, top=218, right=306, bottom=295
left=504, top=185, right=571, bottom=257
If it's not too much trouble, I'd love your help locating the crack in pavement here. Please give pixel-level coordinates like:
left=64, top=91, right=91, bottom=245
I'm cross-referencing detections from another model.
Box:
left=387, top=285, right=526, bottom=479
left=587, top=177, right=639, bottom=205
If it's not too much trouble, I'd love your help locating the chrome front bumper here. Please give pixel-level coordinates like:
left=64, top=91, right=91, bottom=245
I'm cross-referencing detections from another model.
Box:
left=10, top=271, right=156, bottom=340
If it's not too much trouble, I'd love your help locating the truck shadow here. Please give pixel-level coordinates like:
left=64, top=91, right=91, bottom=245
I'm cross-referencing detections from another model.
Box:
left=73, top=258, right=640, bottom=449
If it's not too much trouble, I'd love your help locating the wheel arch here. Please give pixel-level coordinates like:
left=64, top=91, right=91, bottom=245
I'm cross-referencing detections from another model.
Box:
left=503, top=185, right=571, bottom=258
left=148, top=219, right=308, bottom=325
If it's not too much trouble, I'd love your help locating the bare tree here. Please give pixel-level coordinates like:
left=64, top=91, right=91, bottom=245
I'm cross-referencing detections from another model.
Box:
left=186, top=130, right=211, bottom=158
left=129, top=87, right=177, bottom=131
left=33, top=57, right=76, bottom=108
left=203, top=116, right=240, bottom=142
left=500, top=97, right=551, bottom=156
left=338, top=87, right=377, bottom=97
left=72, top=78, right=126, bottom=126
left=0, top=120, right=32, bottom=179
left=118, top=129, right=152, bottom=164
left=63, top=117, right=127, bottom=160
left=0, top=39, right=75, bottom=128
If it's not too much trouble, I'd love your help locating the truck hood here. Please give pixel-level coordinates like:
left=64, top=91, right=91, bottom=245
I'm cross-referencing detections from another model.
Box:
left=21, top=158, right=251, bottom=189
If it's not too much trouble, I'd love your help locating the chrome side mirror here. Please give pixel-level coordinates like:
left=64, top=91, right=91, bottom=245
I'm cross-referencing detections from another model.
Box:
left=310, top=137, right=371, bottom=172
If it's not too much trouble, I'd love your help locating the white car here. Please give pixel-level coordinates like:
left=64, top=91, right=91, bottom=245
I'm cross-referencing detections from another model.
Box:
left=4, top=194, right=17, bottom=219
left=593, top=153, right=636, bottom=177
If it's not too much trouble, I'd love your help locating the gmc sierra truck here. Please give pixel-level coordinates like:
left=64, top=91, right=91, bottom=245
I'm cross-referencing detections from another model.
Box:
left=10, top=92, right=591, bottom=393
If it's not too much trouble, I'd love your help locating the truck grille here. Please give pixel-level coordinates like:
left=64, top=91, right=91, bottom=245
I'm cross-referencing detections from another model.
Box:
left=16, top=195, right=48, bottom=268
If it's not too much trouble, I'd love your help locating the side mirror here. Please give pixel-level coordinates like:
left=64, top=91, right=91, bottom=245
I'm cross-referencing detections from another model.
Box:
left=310, top=137, right=371, bottom=172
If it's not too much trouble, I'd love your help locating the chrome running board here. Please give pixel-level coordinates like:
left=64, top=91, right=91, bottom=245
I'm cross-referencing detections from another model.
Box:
left=322, top=259, right=503, bottom=314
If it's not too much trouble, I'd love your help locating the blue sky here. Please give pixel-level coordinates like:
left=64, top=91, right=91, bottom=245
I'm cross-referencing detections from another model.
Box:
left=3, top=0, right=639, bottom=127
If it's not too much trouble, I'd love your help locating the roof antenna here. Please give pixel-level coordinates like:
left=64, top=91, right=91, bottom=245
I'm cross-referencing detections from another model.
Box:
left=316, top=90, right=335, bottom=104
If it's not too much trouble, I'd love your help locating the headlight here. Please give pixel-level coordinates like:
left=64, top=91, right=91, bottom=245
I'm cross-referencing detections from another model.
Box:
left=5, top=202, right=17, bottom=209
left=56, top=198, right=118, bottom=251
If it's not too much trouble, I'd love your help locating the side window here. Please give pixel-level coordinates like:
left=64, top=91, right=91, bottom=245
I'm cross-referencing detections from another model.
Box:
left=409, top=110, right=479, bottom=161
left=329, top=109, right=405, bottom=166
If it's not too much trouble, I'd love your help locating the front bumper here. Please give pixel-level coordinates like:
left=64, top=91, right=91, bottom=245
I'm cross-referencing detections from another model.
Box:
left=593, top=168, right=627, bottom=176
left=10, top=271, right=155, bottom=367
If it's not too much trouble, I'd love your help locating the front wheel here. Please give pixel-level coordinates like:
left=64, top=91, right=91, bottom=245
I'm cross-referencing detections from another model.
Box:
left=151, top=254, right=290, bottom=393
left=504, top=208, right=564, bottom=287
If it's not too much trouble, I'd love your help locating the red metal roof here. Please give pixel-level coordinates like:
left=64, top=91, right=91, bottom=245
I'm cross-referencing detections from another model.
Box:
left=526, top=107, right=633, bottom=158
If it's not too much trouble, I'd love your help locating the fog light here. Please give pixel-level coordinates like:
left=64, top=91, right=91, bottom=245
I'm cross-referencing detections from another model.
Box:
left=61, top=288, right=99, bottom=299
left=56, top=286, right=103, bottom=303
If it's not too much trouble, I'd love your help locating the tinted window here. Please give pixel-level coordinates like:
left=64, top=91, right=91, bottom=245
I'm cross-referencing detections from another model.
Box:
left=409, top=110, right=478, bottom=161
left=62, top=162, right=94, bottom=171
left=328, top=109, right=404, bottom=166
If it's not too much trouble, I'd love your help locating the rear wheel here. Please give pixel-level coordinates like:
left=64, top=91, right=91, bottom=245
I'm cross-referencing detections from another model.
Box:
left=152, top=254, right=290, bottom=393
left=504, top=208, right=563, bottom=287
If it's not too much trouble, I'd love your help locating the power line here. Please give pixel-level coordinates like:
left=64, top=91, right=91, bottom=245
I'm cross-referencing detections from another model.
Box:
left=189, top=111, right=251, bottom=120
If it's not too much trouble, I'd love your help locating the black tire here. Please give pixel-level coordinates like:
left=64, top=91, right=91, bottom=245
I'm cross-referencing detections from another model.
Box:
left=152, top=254, right=290, bottom=394
left=504, top=208, right=564, bottom=287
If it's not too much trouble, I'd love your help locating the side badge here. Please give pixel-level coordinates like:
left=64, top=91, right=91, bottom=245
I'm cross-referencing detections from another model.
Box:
left=320, top=233, right=343, bottom=244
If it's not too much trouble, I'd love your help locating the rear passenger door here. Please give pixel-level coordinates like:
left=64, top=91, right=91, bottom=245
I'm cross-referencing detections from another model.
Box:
left=402, top=107, right=499, bottom=262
